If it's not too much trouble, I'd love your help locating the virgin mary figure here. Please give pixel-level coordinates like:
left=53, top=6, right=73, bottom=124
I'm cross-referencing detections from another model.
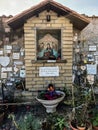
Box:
left=37, top=34, right=58, bottom=60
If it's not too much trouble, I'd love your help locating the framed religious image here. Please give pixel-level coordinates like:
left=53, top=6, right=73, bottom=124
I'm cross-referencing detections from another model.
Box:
left=37, top=29, right=61, bottom=60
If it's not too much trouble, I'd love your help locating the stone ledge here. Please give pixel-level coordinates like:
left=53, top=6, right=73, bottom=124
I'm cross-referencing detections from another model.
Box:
left=31, top=59, right=67, bottom=64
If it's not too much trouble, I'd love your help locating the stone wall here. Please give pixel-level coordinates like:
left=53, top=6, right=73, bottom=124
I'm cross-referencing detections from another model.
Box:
left=77, top=17, right=98, bottom=66
left=81, top=16, right=98, bottom=42
left=24, top=10, right=73, bottom=91
left=0, top=16, right=25, bottom=90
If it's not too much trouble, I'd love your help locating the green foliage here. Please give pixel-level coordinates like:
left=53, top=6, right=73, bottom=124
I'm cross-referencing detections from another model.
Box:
left=74, top=85, right=93, bottom=107
left=93, top=118, right=98, bottom=126
left=63, top=87, right=71, bottom=98
left=75, top=105, right=87, bottom=127
left=46, top=113, right=58, bottom=124
left=91, top=108, right=98, bottom=126
left=9, top=112, right=41, bottom=130
left=71, top=84, right=93, bottom=128
left=37, top=91, right=46, bottom=99
left=63, top=86, right=73, bottom=106
left=18, top=113, right=33, bottom=130
left=55, top=115, right=69, bottom=130
left=45, top=113, right=58, bottom=130
left=31, top=118, right=42, bottom=130
left=43, top=113, right=69, bottom=130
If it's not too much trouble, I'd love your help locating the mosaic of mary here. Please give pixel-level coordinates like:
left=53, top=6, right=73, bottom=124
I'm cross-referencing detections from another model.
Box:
left=37, top=34, right=60, bottom=60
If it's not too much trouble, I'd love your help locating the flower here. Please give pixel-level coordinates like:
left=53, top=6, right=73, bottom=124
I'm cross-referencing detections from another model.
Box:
left=38, top=84, right=62, bottom=100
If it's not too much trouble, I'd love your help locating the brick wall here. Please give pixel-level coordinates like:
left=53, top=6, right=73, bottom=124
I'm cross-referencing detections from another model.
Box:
left=24, top=10, right=73, bottom=91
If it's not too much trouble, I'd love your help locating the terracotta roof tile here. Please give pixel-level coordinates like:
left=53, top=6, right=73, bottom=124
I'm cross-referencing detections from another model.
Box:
left=7, top=0, right=90, bottom=30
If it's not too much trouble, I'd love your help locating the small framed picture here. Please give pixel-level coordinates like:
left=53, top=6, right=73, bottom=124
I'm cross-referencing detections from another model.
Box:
left=1, top=73, right=7, bottom=78
left=89, top=45, right=96, bottom=51
left=13, top=53, right=20, bottom=59
left=87, top=54, right=94, bottom=62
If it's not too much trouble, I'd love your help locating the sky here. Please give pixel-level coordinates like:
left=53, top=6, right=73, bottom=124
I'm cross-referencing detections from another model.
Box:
left=0, top=0, right=98, bottom=16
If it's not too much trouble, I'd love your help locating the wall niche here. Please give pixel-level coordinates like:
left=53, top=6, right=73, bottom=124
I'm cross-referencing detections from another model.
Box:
left=37, top=29, right=61, bottom=60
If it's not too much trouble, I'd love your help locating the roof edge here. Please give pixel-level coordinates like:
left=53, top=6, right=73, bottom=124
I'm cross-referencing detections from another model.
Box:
left=6, top=0, right=90, bottom=29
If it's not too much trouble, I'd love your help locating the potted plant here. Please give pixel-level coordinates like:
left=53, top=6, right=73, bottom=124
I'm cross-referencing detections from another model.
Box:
left=70, top=107, right=92, bottom=130
left=92, top=116, right=98, bottom=130
left=90, top=108, right=98, bottom=130
left=70, top=84, right=93, bottom=130
left=75, top=105, right=87, bottom=130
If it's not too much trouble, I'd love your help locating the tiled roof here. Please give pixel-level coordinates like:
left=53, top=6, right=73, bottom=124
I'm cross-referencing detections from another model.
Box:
left=7, top=0, right=90, bottom=30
